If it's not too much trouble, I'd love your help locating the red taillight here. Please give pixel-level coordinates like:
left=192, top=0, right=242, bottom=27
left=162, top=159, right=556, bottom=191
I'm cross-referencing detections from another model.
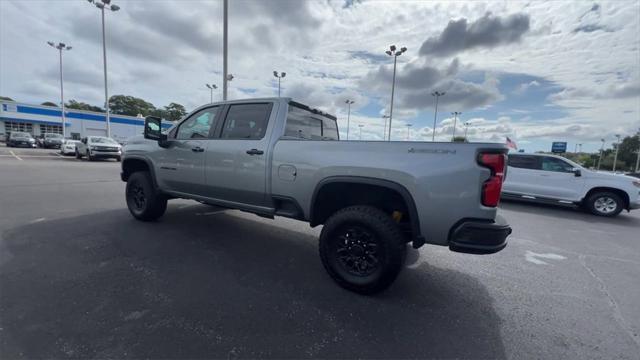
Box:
left=478, top=153, right=506, bottom=207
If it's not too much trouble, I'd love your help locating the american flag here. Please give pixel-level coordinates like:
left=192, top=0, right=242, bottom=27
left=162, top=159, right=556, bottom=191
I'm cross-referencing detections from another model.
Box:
left=506, top=137, right=518, bottom=150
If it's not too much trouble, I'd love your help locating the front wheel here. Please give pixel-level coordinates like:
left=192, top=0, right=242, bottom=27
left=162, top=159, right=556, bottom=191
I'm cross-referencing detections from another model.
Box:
left=585, top=192, right=624, bottom=217
left=319, top=206, right=407, bottom=294
left=126, top=171, right=167, bottom=221
left=86, top=150, right=93, bottom=161
left=75, top=149, right=81, bottom=159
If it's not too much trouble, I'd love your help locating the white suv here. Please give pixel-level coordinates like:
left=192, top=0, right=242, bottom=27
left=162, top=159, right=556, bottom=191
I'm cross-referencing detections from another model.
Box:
left=75, top=136, right=122, bottom=162
left=502, top=153, right=640, bottom=216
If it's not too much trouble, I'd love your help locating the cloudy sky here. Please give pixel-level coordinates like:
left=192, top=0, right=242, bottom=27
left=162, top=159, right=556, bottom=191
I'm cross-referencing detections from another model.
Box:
left=1, top=0, right=639, bottom=151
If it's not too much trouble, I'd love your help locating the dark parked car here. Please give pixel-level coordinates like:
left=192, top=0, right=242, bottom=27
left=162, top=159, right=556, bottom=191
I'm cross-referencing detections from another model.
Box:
left=7, top=132, right=36, bottom=148
left=626, top=172, right=640, bottom=179
left=37, top=133, right=64, bottom=148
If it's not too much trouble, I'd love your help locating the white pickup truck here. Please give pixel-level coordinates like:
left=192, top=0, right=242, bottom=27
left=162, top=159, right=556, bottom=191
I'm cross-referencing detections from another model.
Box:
left=121, top=98, right=512, bottom=293
left=502, top=153, right=640, bottom=216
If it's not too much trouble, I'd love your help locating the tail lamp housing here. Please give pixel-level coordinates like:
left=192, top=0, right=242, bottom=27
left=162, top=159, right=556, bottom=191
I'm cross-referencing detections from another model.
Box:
left=478, top=153, right=506, bottom=207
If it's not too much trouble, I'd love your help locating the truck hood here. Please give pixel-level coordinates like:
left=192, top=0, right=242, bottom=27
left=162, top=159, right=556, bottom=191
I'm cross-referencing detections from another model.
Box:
left=585, top=169, right=638, bottom=182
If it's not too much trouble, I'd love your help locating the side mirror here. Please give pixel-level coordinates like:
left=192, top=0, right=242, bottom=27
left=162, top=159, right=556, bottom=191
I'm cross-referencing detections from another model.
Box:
left=144, top=116, right=166, bottom=141
left=572, top=168, right=582, bottom=177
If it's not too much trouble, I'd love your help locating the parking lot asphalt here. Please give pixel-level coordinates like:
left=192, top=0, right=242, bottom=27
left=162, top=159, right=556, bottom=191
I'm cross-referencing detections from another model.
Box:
left=1, top=146, right=639, bottom=359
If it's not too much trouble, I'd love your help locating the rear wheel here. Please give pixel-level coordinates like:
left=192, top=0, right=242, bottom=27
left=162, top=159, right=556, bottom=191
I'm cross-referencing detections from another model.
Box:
left=319, top=206, right=406, bottom=294
left=86, top=150, right=93, bottom=161
left=586, top=192, right=624, bottom=217
left=126, top=171, right=167, bottom=221
left=75, top=149, right=81, bottom=159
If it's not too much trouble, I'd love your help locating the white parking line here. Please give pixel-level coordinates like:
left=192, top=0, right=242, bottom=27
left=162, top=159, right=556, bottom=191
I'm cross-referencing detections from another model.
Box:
left=9, top=151, right=23, bottom=161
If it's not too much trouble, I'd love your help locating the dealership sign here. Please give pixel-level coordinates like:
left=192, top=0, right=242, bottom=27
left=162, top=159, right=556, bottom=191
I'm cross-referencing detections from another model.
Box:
left=551, top=142, right=567, bottom=153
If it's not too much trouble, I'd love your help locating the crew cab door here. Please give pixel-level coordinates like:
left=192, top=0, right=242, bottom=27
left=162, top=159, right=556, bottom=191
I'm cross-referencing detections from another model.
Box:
left=155, top=106, right=220, bottom=195
left=534, top=156, right=584, bottom=201
left=203, top=102, right=275, bottom=207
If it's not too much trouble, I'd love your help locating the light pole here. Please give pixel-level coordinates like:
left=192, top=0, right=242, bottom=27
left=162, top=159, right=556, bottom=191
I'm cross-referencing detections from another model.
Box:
left=636, top=130, right=640, bottom=172
left=47, top=41, right=71, bottom=138
left=597, top=138, right=605, bottom=170
left=613, top=134, right=621, bottom=172
left=358, top=124, right=364, bottom=140
left=406, top=124, right=412, bottom=141
left=463, top=121, right=471, bottom=139
left=451, top=111, right=461, bottom=140
left=578, top=143, right=582, bottom=153
left=385, top=45, right=407, bottom=142
left=205, top=84, right=217, bottom=103
left=225, top=74, right=234, bottom=97
left=223, top=0, right=228, bottom=100
left=431, top=91, right=445, bottom=141
left=345, top=99, right=354, bottom=140
left=87, top=0, right=119, bottom=138
left=273, top=71, right=286, bottom=97
left=574, top=143, right=578, bottom=153
left=382, top=115, right=390, bottom=141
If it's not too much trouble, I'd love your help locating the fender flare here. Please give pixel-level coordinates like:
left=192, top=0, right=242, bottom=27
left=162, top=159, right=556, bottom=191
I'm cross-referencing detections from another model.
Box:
left=121, top=156, right=159, bottom=189
left=310, top=176, right=423, bottom=243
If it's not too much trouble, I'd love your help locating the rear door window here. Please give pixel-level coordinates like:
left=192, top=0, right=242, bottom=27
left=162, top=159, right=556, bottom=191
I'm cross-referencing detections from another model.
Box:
left=508, top=155, right=541, bottom=170
left=220, top=103, right=272, bottom=140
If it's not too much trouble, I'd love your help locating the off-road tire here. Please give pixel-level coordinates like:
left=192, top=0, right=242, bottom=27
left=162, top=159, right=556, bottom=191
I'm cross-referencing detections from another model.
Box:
left=585, top=191, right=624, bottom=217
left=319, top=205, right=406, bottom=294
left=126, top=171, right=167, bottom=221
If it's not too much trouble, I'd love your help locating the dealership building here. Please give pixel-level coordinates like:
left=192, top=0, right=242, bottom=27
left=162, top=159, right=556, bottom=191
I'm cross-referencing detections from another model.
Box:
left=1, top=100, right=171, bottom=143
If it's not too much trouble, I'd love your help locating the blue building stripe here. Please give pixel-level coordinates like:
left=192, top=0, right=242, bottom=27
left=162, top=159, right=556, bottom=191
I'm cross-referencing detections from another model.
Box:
left=13, top=105, right=172, bottom=129
left=1, top=116, right=71, bottom=127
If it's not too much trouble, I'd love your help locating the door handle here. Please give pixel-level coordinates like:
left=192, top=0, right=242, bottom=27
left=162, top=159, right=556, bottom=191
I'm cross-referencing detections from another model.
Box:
left=246, top=149, right=264, bottom=155
left=191, top=146, right=205, bottom=152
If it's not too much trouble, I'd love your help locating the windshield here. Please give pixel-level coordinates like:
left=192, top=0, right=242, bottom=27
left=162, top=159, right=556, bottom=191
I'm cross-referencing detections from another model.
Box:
left=89, top=137, right=118, bottom=144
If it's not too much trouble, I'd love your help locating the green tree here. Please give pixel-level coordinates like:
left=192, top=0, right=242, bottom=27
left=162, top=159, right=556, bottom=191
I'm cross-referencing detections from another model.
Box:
left=41, top=101, right=58, bottom=107
left=0, top=96, right=14, bottom=101
left=616, top=134, right=640, bottom=171
left=163, top=102, right=187, bottom=122
left=66, top=99, right=104, bottom=113
left=109, top=95, right=156, bottom=117
left=452, top=136, right=467, bottom=143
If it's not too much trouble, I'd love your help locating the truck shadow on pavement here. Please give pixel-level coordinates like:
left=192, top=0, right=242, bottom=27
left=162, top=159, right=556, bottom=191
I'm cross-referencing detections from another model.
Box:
left=0, top=205, right=506, bottom=359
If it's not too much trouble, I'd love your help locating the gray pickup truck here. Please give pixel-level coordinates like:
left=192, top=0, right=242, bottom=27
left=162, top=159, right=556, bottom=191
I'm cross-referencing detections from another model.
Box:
left=121, top=98, right=511, bottom=293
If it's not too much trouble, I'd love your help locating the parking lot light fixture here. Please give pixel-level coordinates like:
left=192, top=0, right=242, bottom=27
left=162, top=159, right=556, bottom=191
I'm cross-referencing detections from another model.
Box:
left=385, top=44, right=407, bottom=142
left=358, top=124, right=364, bottom=140
left=451, top=111, right=461, bottom=141
left=613, top=134, right=621, bottom=172
left=47, top=41, right=72, bottom=138
left=382, top=115, right=390, bottom=141
left=273, top=71, right=286, bottom=97
left=406, top=123, right=412, bottom=141
left=205, top=84, right=217, bottom=103
left=345, top=100, right=355, bottom=140
left=431, top=91, right=445, bottom=141
left=464, top=121, right=471, bottom=139
left=87, top=0, right=120, bottom=138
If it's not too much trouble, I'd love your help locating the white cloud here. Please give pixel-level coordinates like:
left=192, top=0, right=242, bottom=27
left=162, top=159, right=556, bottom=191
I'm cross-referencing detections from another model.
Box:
left=0, top=0, right=638, bottom=150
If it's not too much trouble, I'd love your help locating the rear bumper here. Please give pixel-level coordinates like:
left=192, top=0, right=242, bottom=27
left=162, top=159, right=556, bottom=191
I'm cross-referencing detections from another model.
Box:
left=448, top=215, right=512, bottom=255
